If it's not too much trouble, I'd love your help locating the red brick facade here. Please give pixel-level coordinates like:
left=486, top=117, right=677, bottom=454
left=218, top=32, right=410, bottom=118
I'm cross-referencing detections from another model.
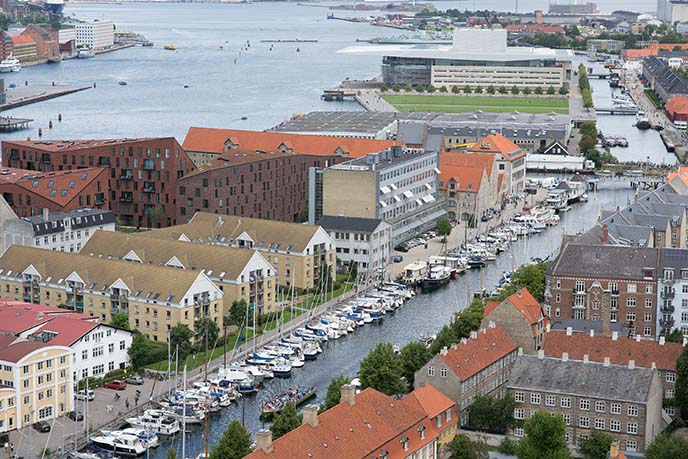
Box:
left=2, top=138, right=195, bottom=227
left=0, top=167, right=107, bottom=217
left=177, top=153, right=346, bottom=223
left=0, top=30, right=12, bottom=61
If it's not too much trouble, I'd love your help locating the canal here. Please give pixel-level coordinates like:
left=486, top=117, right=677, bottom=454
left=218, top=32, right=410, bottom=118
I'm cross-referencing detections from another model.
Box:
left=146, top=184, right=633, bottom=457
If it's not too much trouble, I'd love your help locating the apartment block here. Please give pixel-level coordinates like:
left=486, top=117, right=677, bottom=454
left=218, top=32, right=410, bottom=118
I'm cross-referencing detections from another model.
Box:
left=508, top=355, right=663, bottom=453
left=75, top=21, right=114, bottom=50
left=1, top=138, right=196, bottom=227
left=657, top=248, right=688, bottom=334
left=0, top=335, right=72, bottom=433
left=245, top=384, right=457, bottom=459
left=481, top=289, right=548, bottom=354
left=543, top=327, right=684, bottom=419
left=414, top=323, right=518, bottom=426
left=81, top=230, right=277, bottom=316
left=0, top=167, right=108, bottom=217
left=545, top=242, right=659, bottom=337
left=138, top=212, right=335, bottom=291
left=467, top=134, right=526, bottom=195
left=0, top=246, right=223, bottom=342
left=20, top=25, right=58, bottom=60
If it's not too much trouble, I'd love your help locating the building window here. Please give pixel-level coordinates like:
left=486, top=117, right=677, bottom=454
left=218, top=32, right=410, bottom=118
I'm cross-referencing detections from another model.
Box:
left=627, top=405, right=638, bottom=417
left=610, top=420, right=620, bottom=432
left=563, top=414, right=570, bottom=425
left=530, top=393, right=541, bottom=405
left=514, top=427, right=524, bottom=437
left=579, top=416, right=589, bottom=428
left=580, top=399, right=590, bottom=410
left=667, top=372, right=676, bottom=383
left=514, top=408, right=524, bottom=419
left=561, top=397, right=571, bottom=408
left=666, top=388, right=675, bottom=398
left=440, top=368, right=447, bottom=378
left=627, top=297, right=636, bottom=308
left=427, top=366, right=435, bottom=377
left=595, top=401, right=605, bottom=413
left=545, top=395, right=556, bottom=407
left=594, top=419, right=605, bottom=430
left=515, top=392, right=525, bottom=403
left=626, top=440, right=637, bottom=452
left=627, top=283, right=637, bottom=293
left=627, top=422, right=638, bottom=435
left=645, top=298, right=653, bottom=308
left=610, top=403, right=621, bottom=414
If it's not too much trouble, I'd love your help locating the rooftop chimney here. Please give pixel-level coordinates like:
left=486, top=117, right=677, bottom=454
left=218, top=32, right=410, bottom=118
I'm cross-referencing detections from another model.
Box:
left=256, top=429, right=273, bottom=453
left=628, top=359, right=635, bottom=369
left=636, top=334, right=641, bottom=342
left=450, top=343, right=458, bottom=350
left=589, top=329, right=595, bottom=337
left=470, top=331, right=478, bottom=340
left=609, top=442, right=620, bottom=459
left=545, top=322, right=551, bottom=333
left=440, top=346, right=449, bottom=356
left=566, top=327, right=573, bottom=336
left=583, top=354, right=589, bottom=363
left=42, top=208, right=49, bottom=222
left=562, top=352, right=569, bottom=362
left=612, top=331, right=619, bottom=341
left=302, top=404, right=319, bottom=427
left=602, top=224, right=609, bottom=244
left=460, top=338, right=467, bottom=345
left=518, top=347, right=524, bottom=356
left=489, top=320, right=496, bottom=329
left=660, top=336, right=666, bottom=345
left=537, top=349, right=545, bottom=360
left=341, top=384, right=356, bottom=406
left=603, top=357, right=610, bottom=367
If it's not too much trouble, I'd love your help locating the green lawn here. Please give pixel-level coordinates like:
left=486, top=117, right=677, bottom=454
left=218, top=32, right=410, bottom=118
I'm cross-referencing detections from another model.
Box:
left=383, top=95, right=569, bottom=114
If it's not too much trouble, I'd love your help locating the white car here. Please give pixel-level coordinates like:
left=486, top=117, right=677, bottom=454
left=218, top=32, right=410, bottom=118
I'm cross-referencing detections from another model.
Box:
left=75, top=389, right=95, bottom=401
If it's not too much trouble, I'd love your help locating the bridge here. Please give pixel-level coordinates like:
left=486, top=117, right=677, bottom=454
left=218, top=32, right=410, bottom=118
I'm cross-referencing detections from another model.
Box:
left=586, top=174, right=667, bottom=191
left=595, top=107, right=638, bottom=116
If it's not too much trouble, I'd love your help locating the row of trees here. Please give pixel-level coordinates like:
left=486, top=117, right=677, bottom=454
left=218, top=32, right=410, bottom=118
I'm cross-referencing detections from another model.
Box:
left=381, top=83, right=567, bottom=96
left=578, top=64, right=593, bottom=109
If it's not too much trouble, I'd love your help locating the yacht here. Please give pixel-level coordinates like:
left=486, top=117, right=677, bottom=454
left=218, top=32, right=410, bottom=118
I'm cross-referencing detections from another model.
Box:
left=90, top=433, right=147, bottom=457
left=636, top=110, right=651, bottom=130
left=100, top=428, right=159, bottom=449
left=77, top=48, right=95, bottom=59
left=126, top=409, right=180, bottom=435
left=0, top=55, right=21, bottom=73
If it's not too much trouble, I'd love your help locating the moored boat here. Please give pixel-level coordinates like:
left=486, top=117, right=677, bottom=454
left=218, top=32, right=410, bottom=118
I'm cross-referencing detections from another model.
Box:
left=260, top=385, right=316, bottom=418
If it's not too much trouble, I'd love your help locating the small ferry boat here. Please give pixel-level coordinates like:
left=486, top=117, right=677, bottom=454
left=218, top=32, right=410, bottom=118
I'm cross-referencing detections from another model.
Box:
left=0, top=55, right=21, bottom=73
left=164, top=44, right=177, bottom=50
left=420, top=265, right=451, bottom=293
left=260, top=385, right=316, bottom=418
left=636, top=110, right=651, bottom=130
left=77, top=49, right=95, bottom=59
left=90, top=433, right=147, bottom=457
left=401, top=261, right=427, bottom=287
left=126, top=409, right=180, bottom=435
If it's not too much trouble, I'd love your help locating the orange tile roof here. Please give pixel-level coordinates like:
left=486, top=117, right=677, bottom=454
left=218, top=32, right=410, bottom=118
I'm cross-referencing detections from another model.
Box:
left=667, top=166, right=688, bottom=189
left=439, top=325, right=518, bottom=380
left=11, top=35, right=34, bottom=45
left=4, top=138, right=175, bottom=153
left=542, top=330, right=684, bottom=371
left=441, top=151, right=495, bottom=176
left=439, top=152, right=496, bottom=193
left=483, top=300, right=500, bottom=317
left=504, top=288, right=543, bottom=325
left=0, top=167, right=105, bottom=207
left=245, top=387, right=451, bottom=459
left=666, top=96, right=688, bottom=116
left=182, top=127, right=402, bottom=158
left=469, top=134, right=525, bottom=161
left=402, top=384, right=454, bottom=418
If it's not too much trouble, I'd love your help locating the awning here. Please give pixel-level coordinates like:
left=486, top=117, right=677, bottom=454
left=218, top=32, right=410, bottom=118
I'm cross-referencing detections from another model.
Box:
left=403, top=190, right=414, bottom=198
left=416, top=199, right=424, bottom=206
left=380, top=185, right=391, bottom=194
left=393, top=195, right=401, bottom=202
left=379, top=200, right=387, bottom=207
left=424, top=183, right=432, bottom=190
left=434, top=168, right=441, bottom=174
left=422, top=195, right=434, bottom=203
left=390, top=183, right=398, bottom=190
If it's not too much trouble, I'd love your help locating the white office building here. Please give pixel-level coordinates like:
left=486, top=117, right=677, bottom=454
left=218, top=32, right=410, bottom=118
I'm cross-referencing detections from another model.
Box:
left=75, top=21, right=114, bottom=50
left=317, top=216, right=392, bottom=274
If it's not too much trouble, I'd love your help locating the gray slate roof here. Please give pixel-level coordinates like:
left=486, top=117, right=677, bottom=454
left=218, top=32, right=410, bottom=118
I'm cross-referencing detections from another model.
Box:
left=550, top=319, right=631, bottom=336
left=574, top=222, right=653, bottom=247
left=317, top=215, right=385, bottom=234
left=396, top=120, right=427, bottom=145
left=548, top=242, right=658, bottom=280
left=509, top=355, right=654, bottom=403
left=660, top=247, right=688, bottom=271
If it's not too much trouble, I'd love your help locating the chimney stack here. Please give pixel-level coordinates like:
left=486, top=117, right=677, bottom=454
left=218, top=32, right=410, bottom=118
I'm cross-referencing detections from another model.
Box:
left=566, top=327, right=573, bottom=336
left=660, top=336, right=666, bottom=345
left=612, top=331, right=619, bottom=341
left=440, top=346, right=449, bottom=356
left=602, top=224, right=609, bottom=244
left=341, top=384, right=356, bottom=405
left=636, top=334, right=641, bottom=342
left=583, top=354, right=589, bottom=363
left=302, top=404, right=319, bottom=427
left=538, top=349, right=545, bottom=360
left=489, top=320, right=496, bottom=328
left=628, top=359, right=635, bottom=369
left=450, top=343, right=458, bottom=350
left=546, top=322, right=551, bottom=333
left=603, top=357, right=610, bottom=367
left=518, top=347, right=524, bottom=356
left=256, top=430, right=273, bottom=453
left=609, top=442, right=620, bottom=459
left=42, top=208, right=49, bottom=222
left=460, top=338, right=467, bottom=344
left=589, top=329, right=595, bottom=337
left=470, top=331, right=478, bottom=340
left=562, top=352, right=569, bottom=362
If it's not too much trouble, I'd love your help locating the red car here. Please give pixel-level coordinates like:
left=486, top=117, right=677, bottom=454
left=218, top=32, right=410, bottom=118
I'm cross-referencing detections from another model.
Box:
left=104, top=380, right=127, bottom=390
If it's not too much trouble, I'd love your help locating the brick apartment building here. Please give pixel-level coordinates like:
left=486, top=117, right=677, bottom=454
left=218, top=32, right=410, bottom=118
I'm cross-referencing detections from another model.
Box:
left=21, top=25, right=59, bottom=60
left=509, top=355, right=663, bottom=453
left=2, top=138, right=196, bottom=227
left=0, top=167, right=107, bottom=217
left=177, top=127, right=401, bottom=223
left=0, top=30, right=12, bottom=61
left=545, top=241, right=660, bottom=337
left=414, top=323, right=519, bottom=426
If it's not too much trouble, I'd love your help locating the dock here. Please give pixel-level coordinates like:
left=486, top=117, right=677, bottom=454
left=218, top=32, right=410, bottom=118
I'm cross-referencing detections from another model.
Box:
left=1, top=84, right=91, bottom=111
left=259, top=39, right=318, bottom=43
left=0, top=116, right=32, bottom=131
left=321, top=88, right=357, bottom=101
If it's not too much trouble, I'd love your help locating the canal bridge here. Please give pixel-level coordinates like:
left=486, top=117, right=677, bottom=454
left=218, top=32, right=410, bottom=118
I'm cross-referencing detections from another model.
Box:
left=586, top=174, right=667, bottom=191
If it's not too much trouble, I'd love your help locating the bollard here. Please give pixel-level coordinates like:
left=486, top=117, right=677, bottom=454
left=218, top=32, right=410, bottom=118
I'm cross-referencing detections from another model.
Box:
left=58, top=113, right=62, bottom=122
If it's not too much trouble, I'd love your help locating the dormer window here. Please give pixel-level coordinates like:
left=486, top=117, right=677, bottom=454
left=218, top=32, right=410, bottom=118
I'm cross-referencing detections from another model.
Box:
left=436, top=415, right=442, bottom=428
left=445, top=408, right=452, bottom=422
left=418, top=425, right=425, bottom=440
left=400, top=437, right=409, bottom=451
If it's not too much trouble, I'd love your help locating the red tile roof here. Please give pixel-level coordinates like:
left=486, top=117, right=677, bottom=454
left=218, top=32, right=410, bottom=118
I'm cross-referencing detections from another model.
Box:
left=4, top=138, right=172, bottom=152
left=0, top=167, right=106, bottom=207
left=0, top=335, right=59, bottom=363
left=0, top=299, right=96, bottom=336
left=505, top=24, right=564, bottom=34
left=182, top=127, right=402, bottom=158
left=484, top=289, right=546, bottom=337
left=468, top=134, right=525, bottom=161
left=11, top=35, right=34, bottom=46
left=439, top=325, right=518, bottom=380
left=542, top=330, right=684, bottom=371
left=666, top=97, right=688, bottom=116
left=32, top=316, right=99, bottom=346
left=402, top=384, right=454, bottom=418
left=439, top=152, right=496, bottom=193
left=246, top=387, right=452, bottom=459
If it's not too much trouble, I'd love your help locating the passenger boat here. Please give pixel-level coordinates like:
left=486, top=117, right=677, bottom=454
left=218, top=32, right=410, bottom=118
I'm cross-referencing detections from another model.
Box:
left=126, top=409, right=180, bottom=435
left=0, top=55, right=21, bottom=73
left=100, top=428, right=159, bottom=449
left=420, top=265, right=451, bottom=293
left=636, top=110, right=651, bottom=130
left=77, top=49, right=95, bottom=59
left=90, top=433, right=147, bottom=457
left=260, top=385, right=316, bottom=418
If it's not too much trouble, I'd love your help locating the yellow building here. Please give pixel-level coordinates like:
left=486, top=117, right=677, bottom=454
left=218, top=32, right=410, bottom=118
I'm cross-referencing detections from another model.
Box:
left=138, top=212, right=336, bottom=292
left=81, top=230, right=277, bottom=317
left=0, top=246, right=223, bottom=342
left=0, top=335, right=72, bottom=433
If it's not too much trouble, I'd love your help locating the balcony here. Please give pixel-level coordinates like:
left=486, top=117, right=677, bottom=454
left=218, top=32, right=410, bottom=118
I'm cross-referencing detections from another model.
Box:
left=663, top=278, right=675, bottom=285
left=660, top=317, right=676, bottom=329
left=662, top=290, right=676, bottom=300
left=572, top=289, right=586, bottom=295
left=610, top=289, right=619, bottom=296
left=661, top=305, right=675, bottom=314
left=143, top=182, right=156, bottom=193
left=120, top=171, right=134, bottom=180
left=120, top=193, right=134, bottom=203
left=95, top=193, right=105, bottom=205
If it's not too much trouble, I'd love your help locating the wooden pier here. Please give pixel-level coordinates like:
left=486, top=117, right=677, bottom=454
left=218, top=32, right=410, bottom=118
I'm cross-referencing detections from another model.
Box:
left=0, top=116, right=32, bottom=132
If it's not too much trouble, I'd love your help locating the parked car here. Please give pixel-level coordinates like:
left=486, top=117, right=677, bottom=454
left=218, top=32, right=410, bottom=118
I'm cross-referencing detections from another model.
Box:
left=74, top=389, right=95, bottom=401
left=394, top=244, right=409, bottom=253
left=32, top=421, right=50, bottom=433
left=392, top=255, right=403, bottom=263
left=67, top=411, right=83, bottom=421
left=104, top=380, right=127, bottom=390
left=125, top=375, right=144, bottom=385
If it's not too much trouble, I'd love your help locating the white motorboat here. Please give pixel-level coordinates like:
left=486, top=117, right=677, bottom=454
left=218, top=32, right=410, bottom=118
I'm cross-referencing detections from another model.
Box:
left=101, top=428, right=160, bottom=448
left=161, top=404, right=205, bottom=424
left=126, top=409, right=180, bottom=435
left=77, top=48, right=95, bottom=59
left=90, top=433, right=147, bottom=457
left=0, top=55, right=21, bottom=73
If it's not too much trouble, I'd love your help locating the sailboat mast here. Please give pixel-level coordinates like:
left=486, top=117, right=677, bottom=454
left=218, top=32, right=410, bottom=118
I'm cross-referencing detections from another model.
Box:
left=204, top=327, right=210, bottom=459
left=182, top=366, right=186, bottom=459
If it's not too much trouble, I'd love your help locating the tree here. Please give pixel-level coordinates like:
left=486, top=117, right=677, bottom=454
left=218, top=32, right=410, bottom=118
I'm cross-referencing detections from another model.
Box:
left=110, top=313, right=130, bottom=330
left=321, top=375, right=350, bottom=412
left=452, top=298, right=485, bottom=339
left=399, top=342, right=432, bottom=389
left=676, top=345, right=688, bottom=418
left=534, top=86, right=543, bottom=95
left=578, top=431, right=614, bottom=459
left=498, top=86, right=508, bottom=94
left=498, top=437, right=519, bottom=455
left=427, top=84, right=436, bottom=93
left=271, top=403, right=302, bottom=440
left=486, top=85, right=495, bottom=94
left=547, top=86, right=556, bottom=95
left=128, top=332, right=149, bottom=370
left=509, top=262, right=549, bottom=302
left=428, top=324, right=458, bottom=355
left=523, top=87, right=532, bottom=95
left=404, top=84, right=413, bottom=92
left=558, top=85, right=569, bottom=95
left=416, top=84, right=426, bottom=93
left=664, top=328, right=684, bottom=343
left=645, top=434, right=688, bottom=459
left=209, top=420, right=251, bottom=459
left=439, top=85, right=447, bottom=93
left=462, top=85, right=471, bottom=94
left=516, top=411, right=571, bottom=459
left=392, top=83, right=400, bottom=92
left=380, top=83, right=388, bottom=92
left=448, top=434, right=489, bottom=459
left=359, top=342, right=406, bottom=395
left=166, top=449, right=177, bottom=459
left=436, top=217, right=452, bottom=241
left=474, top=86, right=482, bottom=94
left=169, top=323, right=194, bottom=361
left=228, top=299, right=248, bottom=327
left=195, top=317, right=220, bottom=350
left=467, top=395, right=516, bottom=433
left=511, top=85, right=520, bottom=95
